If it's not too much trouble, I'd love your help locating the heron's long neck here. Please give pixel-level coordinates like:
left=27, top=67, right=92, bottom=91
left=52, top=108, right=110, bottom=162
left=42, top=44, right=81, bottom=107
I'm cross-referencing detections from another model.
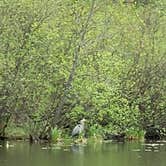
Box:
left=80, top=122, right=84, bottom=128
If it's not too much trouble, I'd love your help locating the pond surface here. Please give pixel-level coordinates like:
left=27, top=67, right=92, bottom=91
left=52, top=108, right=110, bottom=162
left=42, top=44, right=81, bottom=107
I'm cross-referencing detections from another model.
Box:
left=0, top=140, right=166, bottom=166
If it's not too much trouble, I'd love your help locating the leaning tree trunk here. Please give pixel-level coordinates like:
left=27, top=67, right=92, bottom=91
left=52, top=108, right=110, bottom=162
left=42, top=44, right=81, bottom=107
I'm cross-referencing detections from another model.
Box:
left=52, top=0, right=96, bottom=126
left=0, top=113, right=11, bottom=139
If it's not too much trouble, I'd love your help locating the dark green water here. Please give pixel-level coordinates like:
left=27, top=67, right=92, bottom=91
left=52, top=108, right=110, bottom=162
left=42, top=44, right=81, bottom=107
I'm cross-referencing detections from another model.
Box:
left=0, top=140, right=166, bottom=166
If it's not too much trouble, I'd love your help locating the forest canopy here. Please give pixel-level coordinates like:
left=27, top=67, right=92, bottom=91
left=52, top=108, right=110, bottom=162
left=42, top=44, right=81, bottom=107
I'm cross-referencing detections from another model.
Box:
left=0, top=0, right=165, bottom=141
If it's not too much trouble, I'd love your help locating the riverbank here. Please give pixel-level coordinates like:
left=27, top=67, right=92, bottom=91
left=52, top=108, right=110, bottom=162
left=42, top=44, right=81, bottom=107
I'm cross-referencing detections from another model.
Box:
left=1, top=127, right=165, bottom=144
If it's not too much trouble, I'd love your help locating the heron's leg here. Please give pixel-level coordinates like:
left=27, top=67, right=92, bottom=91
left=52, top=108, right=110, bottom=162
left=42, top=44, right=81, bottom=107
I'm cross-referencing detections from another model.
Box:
left=78, top=132, right=87, bottom=143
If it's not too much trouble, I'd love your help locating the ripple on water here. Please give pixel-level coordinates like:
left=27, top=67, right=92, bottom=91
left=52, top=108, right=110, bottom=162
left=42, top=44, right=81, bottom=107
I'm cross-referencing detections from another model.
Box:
left=63, top=148, right=70, bottom=152
left=145, top=149, right=152, bottom=152
left=132, top=149, right=141, bottom=152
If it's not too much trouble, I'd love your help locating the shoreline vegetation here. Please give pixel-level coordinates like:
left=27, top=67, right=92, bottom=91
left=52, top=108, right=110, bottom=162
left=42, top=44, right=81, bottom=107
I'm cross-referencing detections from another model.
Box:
left=0, top=123, right=165, bottom=143
left=0, top=0, right=166, bottom=143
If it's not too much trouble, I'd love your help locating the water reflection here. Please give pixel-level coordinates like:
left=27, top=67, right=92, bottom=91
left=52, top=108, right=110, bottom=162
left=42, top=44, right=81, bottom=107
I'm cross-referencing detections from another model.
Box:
left=71, top=144, right=85, bottom=154
left=0, top=140, right=166, bottom=166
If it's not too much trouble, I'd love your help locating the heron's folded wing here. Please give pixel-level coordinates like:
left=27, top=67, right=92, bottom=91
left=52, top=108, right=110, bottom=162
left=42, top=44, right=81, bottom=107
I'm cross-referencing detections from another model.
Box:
left=72, top=125, right=81, bottom=136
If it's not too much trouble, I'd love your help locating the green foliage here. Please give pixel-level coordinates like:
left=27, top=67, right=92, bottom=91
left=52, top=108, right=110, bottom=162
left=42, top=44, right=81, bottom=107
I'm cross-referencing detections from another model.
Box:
left=88, top=124, right=103, bottom=138
left=0, top=0, right=165, bottom=141
left=126, top=127, right=145, bottom=140
left=67, top=106, right=86, bottom=122
left=51, top=127, right=62, bottom=142
left=5, top=126, right=27, bottom=139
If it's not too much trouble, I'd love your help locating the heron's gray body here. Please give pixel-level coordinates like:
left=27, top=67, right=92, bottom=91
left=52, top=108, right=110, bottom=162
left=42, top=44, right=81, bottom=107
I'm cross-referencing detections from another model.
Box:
left=72, top=119, right=86, bottom=137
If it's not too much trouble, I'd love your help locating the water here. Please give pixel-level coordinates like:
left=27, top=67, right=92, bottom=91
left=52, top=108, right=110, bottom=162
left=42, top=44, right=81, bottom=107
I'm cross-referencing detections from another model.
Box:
left=0, top=140, right=166, bottom=166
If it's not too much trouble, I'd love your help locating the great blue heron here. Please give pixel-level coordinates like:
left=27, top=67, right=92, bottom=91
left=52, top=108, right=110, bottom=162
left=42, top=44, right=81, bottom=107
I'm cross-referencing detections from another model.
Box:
left=72, top=119, right=86, bottom=137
